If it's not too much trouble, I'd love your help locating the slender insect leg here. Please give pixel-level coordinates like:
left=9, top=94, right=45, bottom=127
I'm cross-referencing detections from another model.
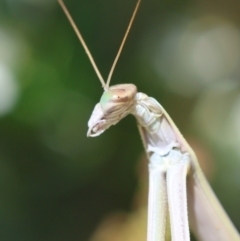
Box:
left=147, top=153, right=168, bottom=241
left=167, top=150, right=191, bottom=241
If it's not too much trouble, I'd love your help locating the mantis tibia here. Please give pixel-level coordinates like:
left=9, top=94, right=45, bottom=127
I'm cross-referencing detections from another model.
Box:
left=58, top=0, right=240, bottom=240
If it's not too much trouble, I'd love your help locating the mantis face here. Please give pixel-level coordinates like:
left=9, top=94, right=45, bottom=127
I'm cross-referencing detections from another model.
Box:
left=87, top=84, right=137, bottom=137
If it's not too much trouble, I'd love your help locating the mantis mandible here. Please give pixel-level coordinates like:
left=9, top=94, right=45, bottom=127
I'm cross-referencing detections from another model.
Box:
left=58, top=0, right=240, bottom=240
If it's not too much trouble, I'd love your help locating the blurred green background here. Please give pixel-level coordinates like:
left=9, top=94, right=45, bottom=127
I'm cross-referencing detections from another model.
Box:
left=0, top=0, right=240, bottom=240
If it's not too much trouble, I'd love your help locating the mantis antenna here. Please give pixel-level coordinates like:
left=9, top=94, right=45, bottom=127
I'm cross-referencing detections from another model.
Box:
left=58, top=0, right=105, bottom=88
left=105, top=0, right=141, bottom=88
left=58, top=0, right=141, bottom=90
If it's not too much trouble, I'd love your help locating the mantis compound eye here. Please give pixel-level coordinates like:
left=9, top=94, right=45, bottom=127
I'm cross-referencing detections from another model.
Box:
left=100, top=84, right=137, bottom=114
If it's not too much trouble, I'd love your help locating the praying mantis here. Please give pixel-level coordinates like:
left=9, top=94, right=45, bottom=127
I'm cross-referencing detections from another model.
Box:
left=58, top=0, right=240, bottom=240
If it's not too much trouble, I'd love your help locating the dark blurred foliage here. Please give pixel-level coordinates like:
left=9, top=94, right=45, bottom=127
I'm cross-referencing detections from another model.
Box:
left=0, top=0, right=239, bottom=240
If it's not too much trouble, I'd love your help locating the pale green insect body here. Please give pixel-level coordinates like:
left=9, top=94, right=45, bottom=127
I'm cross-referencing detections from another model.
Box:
left=58, top=0, right=240, bottom=239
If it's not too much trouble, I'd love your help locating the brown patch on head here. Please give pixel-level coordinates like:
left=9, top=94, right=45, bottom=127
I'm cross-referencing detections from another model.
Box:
left=100, top=84, right=137, bottom=115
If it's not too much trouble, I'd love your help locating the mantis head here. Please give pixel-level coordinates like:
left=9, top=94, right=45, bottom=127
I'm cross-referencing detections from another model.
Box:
left=57, top=0, right=141, bottom=136
left=87, top=84, right=137, bottom=137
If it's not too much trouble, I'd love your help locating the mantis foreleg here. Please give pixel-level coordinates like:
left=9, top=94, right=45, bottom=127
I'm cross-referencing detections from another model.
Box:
left=148, top=154, right=167, bottom=241
left=167, top=152, right=190, bottom=241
